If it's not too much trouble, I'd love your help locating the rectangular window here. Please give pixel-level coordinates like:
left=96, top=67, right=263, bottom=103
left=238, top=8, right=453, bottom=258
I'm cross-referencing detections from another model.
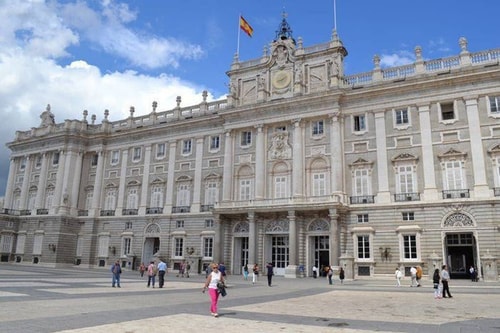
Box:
left=239, top=179, right=253, bottom=200
left=111, top=150, right=119, bottom=165
left=440, top=102, right=455, bottom=120
left=132, top=147, right=142, bottom=161
left=357, top=214, right=369, bottom=223
left=122, top=238, right=131, bottom=255
left=397, top=165, right=415, bottom=193
left=210, top=136, right=220, bottom=150
left=357, top=235, right=370, bottom=259
left=353, top=115, right=366, bottom=132
left=19, top=157, right=26, bottom=171
left=205, top=219, right=214, bottom=228
left=91, top=153, right=98, bottom=167
left=52, top=152, right=60, bottom=166
left=444, top=161, right=464, bottom=190
left=156, top=143, right=166, bottom=158
left=176, top=220, right=184, bottom=228
left=354, top=169, right=369, bottom=195
left=203, top=237, right=214, bottom=258
left=125, top=222, right=133, bottom=230
left=241, top=131, right=252, bottom=146
left=150, top=186, right=163, bottom=208
left=312, top=120, right=324, bottom=136
left=395, top=109, right=409, bottom=125
left=176, top=184, right=190, bottom=206
left=490, top=96, right=500, bottom=113
left=182, top=139, right=192, bottom=154
left=312, top=173, right=326, bottom=196
left=402, top=212, right=415, bottom=221
left=35, top=155, right=42, bottom=168
left=403, top=235, right=417, bottom=259
left=274, top=176, right=287, bottom=199
left=174, top=238, right=184, bottom=257
left=205, top=182, right=218, bottom=205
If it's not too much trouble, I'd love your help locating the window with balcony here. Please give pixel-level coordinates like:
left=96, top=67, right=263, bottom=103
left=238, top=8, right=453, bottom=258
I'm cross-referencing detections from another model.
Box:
left=150, top=186, right=163, bottom=209
left=104, top=188, right=117, bottom=210
left=126, top=188, right=139, bottom=212
left=176, top=184, right=191, bottom=207
left=204, top=181, right=218, bottom=206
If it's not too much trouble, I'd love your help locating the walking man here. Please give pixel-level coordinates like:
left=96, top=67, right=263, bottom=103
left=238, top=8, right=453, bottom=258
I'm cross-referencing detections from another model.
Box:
left=440, top=265, right=453, bottom=298
left=157, top=259, right=167, bottom=288
left=266, top=262, right=274, bottom=287
left=111, top=260, right=122, bottom=288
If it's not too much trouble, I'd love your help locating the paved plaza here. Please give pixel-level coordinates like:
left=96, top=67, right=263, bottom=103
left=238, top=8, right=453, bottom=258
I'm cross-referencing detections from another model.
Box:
left=0, top=264, right=499, bottom=333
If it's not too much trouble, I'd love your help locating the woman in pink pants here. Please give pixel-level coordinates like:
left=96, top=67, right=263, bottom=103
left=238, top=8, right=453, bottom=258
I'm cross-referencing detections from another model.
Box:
left=202, top=263, right=225, bottom=317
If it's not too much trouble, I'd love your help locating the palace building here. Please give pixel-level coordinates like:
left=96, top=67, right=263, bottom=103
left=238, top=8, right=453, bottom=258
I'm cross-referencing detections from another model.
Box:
left=1, top=16, right=499, bottom=280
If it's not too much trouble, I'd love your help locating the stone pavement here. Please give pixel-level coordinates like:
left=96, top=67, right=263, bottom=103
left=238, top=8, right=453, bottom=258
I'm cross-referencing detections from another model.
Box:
left=0, top=264, right=499, bottom=332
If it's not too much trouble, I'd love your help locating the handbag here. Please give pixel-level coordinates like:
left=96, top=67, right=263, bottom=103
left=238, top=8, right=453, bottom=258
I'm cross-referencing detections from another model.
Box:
left=217, top=282, right=227, bottom=297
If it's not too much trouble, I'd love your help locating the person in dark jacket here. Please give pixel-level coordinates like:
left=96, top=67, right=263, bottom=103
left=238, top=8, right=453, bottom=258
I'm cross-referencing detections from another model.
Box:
left=433, top=268, right=441, bottom=299
left=266, top=262, right=274, bottom=287
left=111, top=260, right=122, bottom=288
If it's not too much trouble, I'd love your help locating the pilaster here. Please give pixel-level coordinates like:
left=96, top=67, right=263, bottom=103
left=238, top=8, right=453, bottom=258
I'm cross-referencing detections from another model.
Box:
left=139, top=145, right=152, bottom=214
left=191, top=137, right=204, bottom=212
left=222, top=131, right=234, bottom=201
left=418, top=105, right=439, bottom=201
left=374, top=111, right=391, bottom=203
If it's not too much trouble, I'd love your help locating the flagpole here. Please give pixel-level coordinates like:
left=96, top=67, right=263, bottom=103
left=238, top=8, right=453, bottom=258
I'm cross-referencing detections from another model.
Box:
left=237, top=14, right=241, bottom=57
left=333, top=0, right=337, bottom=31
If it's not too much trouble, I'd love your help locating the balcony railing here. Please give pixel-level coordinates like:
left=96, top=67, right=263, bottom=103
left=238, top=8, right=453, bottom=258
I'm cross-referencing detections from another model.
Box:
left=3, top=209, right=20, bottom=216
left=495, top=187, right=500, bottom=197
left=350, top=195, right=375, bottom=204
left=172, top=206, right=191, bottom=213
left=200, top=205, right=214, bottom=212
left=442, top=189, right=470, bottom=199
left=78, top=210, right=88, bottom=216
left=100, top=210, right=116, bottom=216
left=146, top=207, right=163, bottom=214
left=36, top=209, right=49, bottom=215
left=122, top=209, right=138, bottom=216
left=394, top=192, right=420, bottom=202
left=215, top=195, right=342, bottom=209
left=19, top=210, right=31, bottom=216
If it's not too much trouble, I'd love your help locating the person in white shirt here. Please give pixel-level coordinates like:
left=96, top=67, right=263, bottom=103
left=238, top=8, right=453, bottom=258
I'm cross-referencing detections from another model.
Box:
left=395, top=267, right=403, bottom=287
left=410, top=266, right=418, bottom=287
left=202, top=263, right=225, bottom=317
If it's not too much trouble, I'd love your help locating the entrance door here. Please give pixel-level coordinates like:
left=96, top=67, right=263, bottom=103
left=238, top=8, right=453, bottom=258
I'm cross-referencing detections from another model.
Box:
left=445, top=233, right=475, bottom=279
left=271, top=236, right=289, bottom=276
left=233, top=237, right=249, bottom=274
left=143, top=237, right=160, bottom=263
left=313, top=236, right=330, bottom=276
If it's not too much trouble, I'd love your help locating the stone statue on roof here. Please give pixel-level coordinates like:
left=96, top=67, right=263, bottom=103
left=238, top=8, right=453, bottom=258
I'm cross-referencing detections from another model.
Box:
left=40, top=104, right=55, bottom=127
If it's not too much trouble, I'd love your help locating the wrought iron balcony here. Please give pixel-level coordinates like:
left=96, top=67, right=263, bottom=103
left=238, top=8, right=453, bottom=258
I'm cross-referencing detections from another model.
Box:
left=37, top=209, right=49, bottom=215
left=394, top=192, right=420, bottom=202
left=78, top=210, right=88, bottom=216
left=494, top=187, right=500, bottom=197
left=200, top=205, right=214, bottom=212
left=122, top=209, right=138, bottom=215
left=3, top=209, right=20, bottom=216
left=19, top=209, right=31, bottom=216
left=442, top=189, right=470, bottom=199
left=172, top=206, right=191, bottom=213
left=100, top=210, right=115, bottom=216
left=349, top=195, right=375, bottom=204
left=146, top=207, right=163, bottom=214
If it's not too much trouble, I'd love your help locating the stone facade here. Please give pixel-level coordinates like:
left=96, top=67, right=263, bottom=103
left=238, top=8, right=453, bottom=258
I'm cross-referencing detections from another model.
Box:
left=0, top=19, right=499, bottom=280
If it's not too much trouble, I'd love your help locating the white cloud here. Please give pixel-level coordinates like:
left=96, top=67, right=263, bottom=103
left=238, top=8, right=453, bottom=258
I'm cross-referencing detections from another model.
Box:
left=379, top=51, right=415, bottom=68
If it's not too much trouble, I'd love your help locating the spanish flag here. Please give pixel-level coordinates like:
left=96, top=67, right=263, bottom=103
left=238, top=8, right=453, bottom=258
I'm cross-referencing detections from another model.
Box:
left=240, top=15, right=253, bottom=37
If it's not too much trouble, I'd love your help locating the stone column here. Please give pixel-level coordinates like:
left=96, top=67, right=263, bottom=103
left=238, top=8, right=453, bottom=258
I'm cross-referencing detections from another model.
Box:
left=465, top=97, right=490, bottom=197
left=139, top=145, right=152, bottom=215
left=34, top=153, right=49, bottom=211
left=418, top=105, right=439, bottom=201
left=164, top=141, right=177, bottom=213
left=69, top=151, right=84, bottom=215
left=329, top=208, right=340, bottom=266
left=191, top=137, right=204, bottom=212
left=58, top=149, right=77, bottom=214
left=374, top=111, right=391, bottom=203
left=3, top=158, right=17, bottom=210
left=213, top=214, right=222, bottom=262
left=329, top=111, right=344, bottom=196
left=116, top=149, right=128, bottom=215
left=222, top=131, right=234, bottom=201
left=19, top=156, right=33, bottom=210
left=292, top=119, right=304, bottom=197
left=91, top=151, right=105, bottom=216
left=254, top=125, right=265, bottom=199
left=285, top=210, right=299, bottom=278
left=248, top=211, right=256, bottom=266
left=52, top=151, right=67, bottom=214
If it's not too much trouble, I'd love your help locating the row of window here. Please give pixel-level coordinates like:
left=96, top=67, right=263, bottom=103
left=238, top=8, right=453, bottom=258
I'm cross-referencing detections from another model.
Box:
left=357, top=234, right=417, bottom=260
left=356, top=212, right=415, bottom=223
left=116, top=236, right=215, bottom=259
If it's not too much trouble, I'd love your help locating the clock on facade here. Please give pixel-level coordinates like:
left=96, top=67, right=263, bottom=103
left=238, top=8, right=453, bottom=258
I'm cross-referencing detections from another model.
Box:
left=272, top=70, right=291, bottom=89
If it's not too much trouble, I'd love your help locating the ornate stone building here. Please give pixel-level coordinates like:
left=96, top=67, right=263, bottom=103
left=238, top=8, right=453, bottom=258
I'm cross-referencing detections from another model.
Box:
left=1, top=16, right=499, bottom=280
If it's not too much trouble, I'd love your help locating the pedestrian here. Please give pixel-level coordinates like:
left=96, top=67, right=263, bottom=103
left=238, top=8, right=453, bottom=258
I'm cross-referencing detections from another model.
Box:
left=474, top=266, right=479, bottom=282
left=252, top=263, right=259, bottom=284
left=469, top=266, right=477, bottom=282
left=433, top=268, right=442, bottom=299
left=416, top=265, right=423, bottom=287
left=266, top=262, right=274, bottom=287
left=219, top=262, right=226, bottom=279
left=177, top=261, right=185, bottom=277
left=243, top=264, right=249, bottom=280
left=111, top=260, right=122, bottom=288
left=395, top=267, right=403, bottom=287
left=327, top=265, right=334, bottom=285
left=312, top=265, right=318, bottom=278
left=157, top=259, right=167, bottom=288
left=185, top=262, right=190, bottom=278
left=339, top=267, right=345, bottom=284
left=410, top=266, right=418, bottom=287
left=139, top=262, right=146, bottom=277
left=147, top=261, right=156, bottom=288
left=440, top=265, right=453, bottom=298
left=202, top=263, right=225, bottom=318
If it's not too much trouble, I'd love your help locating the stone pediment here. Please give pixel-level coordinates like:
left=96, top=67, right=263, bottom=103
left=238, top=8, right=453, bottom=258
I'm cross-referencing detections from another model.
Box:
left=438, top=148, right=466, bottom=160
left=349, top=158, right=373, bottom=167
left=391, top=153, right=418, bottom=163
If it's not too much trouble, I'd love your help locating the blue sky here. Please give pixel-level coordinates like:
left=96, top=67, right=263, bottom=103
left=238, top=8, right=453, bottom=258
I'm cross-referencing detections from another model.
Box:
left=0, top=0, right=498, bottom=197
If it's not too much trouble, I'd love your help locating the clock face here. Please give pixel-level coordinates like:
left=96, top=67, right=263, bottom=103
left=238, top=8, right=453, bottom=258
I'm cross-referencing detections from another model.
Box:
left=272, top=71, right=291, bottom=89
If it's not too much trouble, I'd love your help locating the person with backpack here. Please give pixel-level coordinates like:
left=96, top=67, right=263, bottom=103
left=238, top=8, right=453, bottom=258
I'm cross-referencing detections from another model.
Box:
left=111, top=260, right=122, bottom=288
left=327, top=265, right=334, bottom=285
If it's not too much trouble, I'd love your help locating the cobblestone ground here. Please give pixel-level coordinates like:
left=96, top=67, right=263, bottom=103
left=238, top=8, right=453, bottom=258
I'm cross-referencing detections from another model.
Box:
left=0, top=264, right=499, bottom=333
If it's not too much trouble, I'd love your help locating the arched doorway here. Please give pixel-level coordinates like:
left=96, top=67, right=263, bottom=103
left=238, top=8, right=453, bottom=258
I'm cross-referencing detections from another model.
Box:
left=232, top=221, right=249, bottom=275
left=307, top=219, right=330, bottom=277
left=143, top=223, right=161, bottom=263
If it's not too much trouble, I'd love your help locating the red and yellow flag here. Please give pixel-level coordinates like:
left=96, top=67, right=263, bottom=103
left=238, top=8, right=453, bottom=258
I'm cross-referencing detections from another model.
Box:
left=239, top=16, right=253, bottom=37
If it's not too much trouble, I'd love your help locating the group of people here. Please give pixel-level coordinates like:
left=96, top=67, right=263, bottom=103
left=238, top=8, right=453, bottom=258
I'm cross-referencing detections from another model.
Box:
left=137, top=259, right=168, bottom=288
left=395, top=264, right=453, bottom=299
left=312, top=265, right=345, bottom=285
